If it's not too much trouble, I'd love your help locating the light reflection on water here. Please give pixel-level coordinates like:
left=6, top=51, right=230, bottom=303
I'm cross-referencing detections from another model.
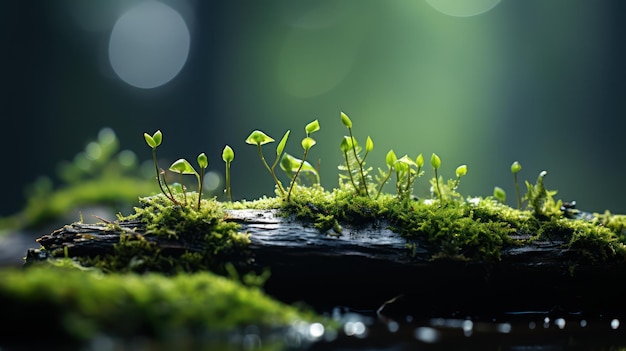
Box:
left=304, top=307, right=626, bottom=351
left=28, top=309, right=626, bottom=351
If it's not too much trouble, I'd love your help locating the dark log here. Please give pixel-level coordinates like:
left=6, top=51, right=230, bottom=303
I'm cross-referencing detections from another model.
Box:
left=26, top=209, right=626, bottom=319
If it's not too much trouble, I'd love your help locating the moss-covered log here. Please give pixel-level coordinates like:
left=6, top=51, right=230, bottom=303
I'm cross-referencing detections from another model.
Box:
left=26, top=208, right=626, bottom=319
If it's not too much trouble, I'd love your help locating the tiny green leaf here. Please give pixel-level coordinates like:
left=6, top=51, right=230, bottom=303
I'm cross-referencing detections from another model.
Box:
left=222, top=145, right=234, bottom=163
left=397, top=155, right=417, bottom=170
left=430, top=153, right=441, bottom=170
left=365, top=136, right=374, bottom=152
left=511, top=161, right=522, bottom=174
left=144, top=133, right=156, bottom=148
left=152, top=130, right=162, bottom=147
left=197, top=152, right=208, bottom=169
left=494, top=186, right=506, bottom=203
left=340, top=136, right=353, bottom=153
left=276, top=130, right=290, bottom=156
left=394, top=159, right=408, bottom=173
left=340, top=111, right=352, bottom=128
left=416, top=153, right=424, bottom=168
left=456, top=164, right=467, bottom=177
left=245, top=130, right=275, bottom=146
left=305, top=120, right=320, bottom=135
left=385, top=149, right=397, bottom=169
left=301, top=137, right=316, bottom=151
left=169, top=159, right=197, bottom=175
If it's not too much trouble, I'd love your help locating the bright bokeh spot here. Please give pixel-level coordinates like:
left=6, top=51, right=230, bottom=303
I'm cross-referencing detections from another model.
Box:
left=108, top=1, right=190, bottom=89
left=426, top=0, right=501, bottom=17
left=203, top=171, right=222, bottom=193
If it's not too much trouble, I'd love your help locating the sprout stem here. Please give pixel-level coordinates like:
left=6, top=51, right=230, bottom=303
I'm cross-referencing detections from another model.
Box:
left=348, top=129, right=370, bottom=198
left=257, top=144, right=285, bottom=196
left=287, top=148, right=309, bottom=201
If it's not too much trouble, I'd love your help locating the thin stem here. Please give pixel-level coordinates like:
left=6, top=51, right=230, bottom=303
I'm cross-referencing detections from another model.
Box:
left=179, top=174, right=187, bottom=206
left=152, top=149, right=174, bottom=203
left=434, top=169, right=443, bottom=201
left=196, top=168, right=204, bottom=210
left=343, top=151, right=359, bottom=194
left=375, top=168, right=393, bottom=199
left=225, top=162, right=232, bottom=202
left=158, top=168, right=179, bottom=205
left=287, top=148, right=309, bottom=201
left=257, top=144, right=285, bottom=196
left=348, top=129, right=370, bottom=198
left=514, top=173, right=521, bottom=209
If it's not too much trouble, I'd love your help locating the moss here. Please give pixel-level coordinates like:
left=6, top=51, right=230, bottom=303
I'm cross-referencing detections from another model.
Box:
left=275, top=184, right=626, bottom=264
left=0, top=262, right=326, bottom=344
left=76, top=193, right=252, bottom=275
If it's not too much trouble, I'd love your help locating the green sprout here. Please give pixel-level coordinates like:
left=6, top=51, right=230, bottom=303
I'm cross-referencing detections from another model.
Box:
left=143, top=130, right=178, bottom=205
left=340, top=112, right=372, bottom=197
left=452, top=164, right=467, bottom=190
left=168, top=158, right=199, bottom=207
left=287, top=120, right=320, bottom=201
left=280, top=153, right=320, bottom=185
left=511, top=161, right=522, bottom=209
left=393, top=154, right=423, bottom=200
left=493, top=186, right=506, bottom=203
left=375, top=149, right=397, bottom=199
left=196, top=152, right=208, bottom=209
left=222, top=145, right=234, bottom=202
left=245, top=130, right=289, bottom=197
left=524, top=170, right=559, bottom=218
left=431, top=153, right=443, bottom=200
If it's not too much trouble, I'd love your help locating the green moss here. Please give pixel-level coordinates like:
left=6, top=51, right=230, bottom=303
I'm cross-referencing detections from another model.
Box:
left=0, top=263, right=326, bottom=344
left=75, top=193, right=252, bottom=275
left=275, top=184, right=626, bottom=264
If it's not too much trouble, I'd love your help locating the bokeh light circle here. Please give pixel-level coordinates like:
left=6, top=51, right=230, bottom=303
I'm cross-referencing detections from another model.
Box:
left=108, top=1, right=190, bottom=89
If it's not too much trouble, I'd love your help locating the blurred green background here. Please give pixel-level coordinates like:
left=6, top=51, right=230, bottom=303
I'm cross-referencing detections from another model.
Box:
left=3, top=0, right=626, bottom=219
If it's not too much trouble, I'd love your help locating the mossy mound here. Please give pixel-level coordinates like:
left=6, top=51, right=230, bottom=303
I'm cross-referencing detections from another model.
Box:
left=0, top=261, right=327, bottom=347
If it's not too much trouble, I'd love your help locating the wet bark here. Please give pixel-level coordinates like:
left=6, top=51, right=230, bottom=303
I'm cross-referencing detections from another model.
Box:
left=26, top=209, right=626, bottom=318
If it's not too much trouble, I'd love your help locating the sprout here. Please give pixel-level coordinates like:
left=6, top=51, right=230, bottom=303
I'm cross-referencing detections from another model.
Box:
left=511, top=161, right=522, bottom=209
left=245, top=130, right=275, bottom=146
left=376, top=149, right=397, bottom=199
left=287, top=120, right=320, bottom=201
left=365, top=136, right=374, bottom=153
left=301, top=137, right=316, bottom=151
left=143, top=130, right=177, bottom=205
left=340, top=111, right=352, bottom=128
left=494, top=186, right=506, bottom=203
left=222, top=145, right=234, bottom=202
left=340, top=112, right=370, bottom=197
left=169, top=158, right=199, bottom=206
left=245, top=129, right=286, bottom=196
left=280, top=153, right=319, bottom=184
left=452, top=164, right=468, bottom=190
left=416, top=153, right=424, bottom=168
left=196, top=152, right=208, bottom=209
left=305, top=119, right=320, bottom=134
left=431, top=153, right=443, bottom=200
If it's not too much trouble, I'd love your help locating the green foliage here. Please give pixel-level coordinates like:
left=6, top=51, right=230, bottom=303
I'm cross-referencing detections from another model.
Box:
left=524, top=170, right=561, bottom=218
left=0, top=264, right=323, bottom=343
